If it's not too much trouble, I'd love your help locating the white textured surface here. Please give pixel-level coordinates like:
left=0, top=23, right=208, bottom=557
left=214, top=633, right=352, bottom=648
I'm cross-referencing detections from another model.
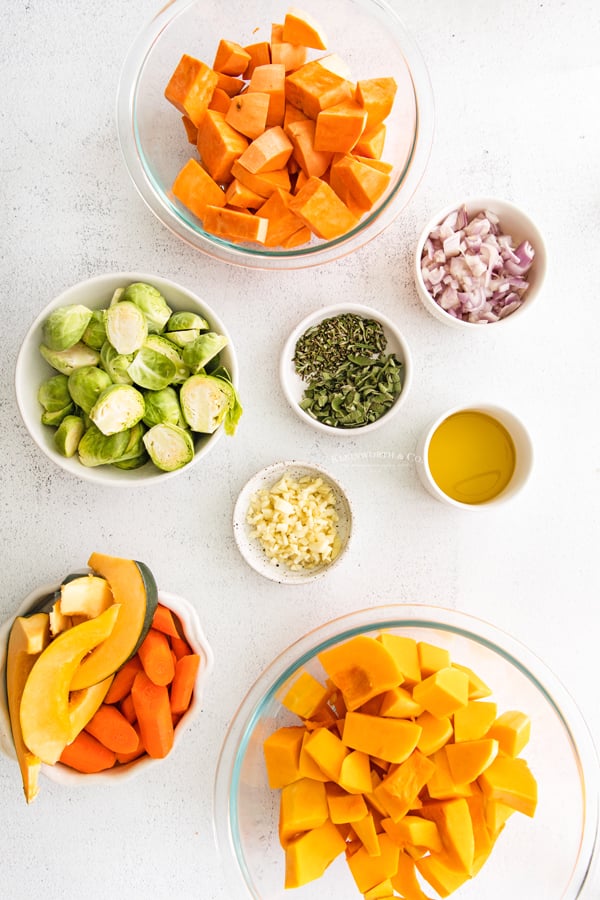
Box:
left=1, top=1, right=599, bottom=898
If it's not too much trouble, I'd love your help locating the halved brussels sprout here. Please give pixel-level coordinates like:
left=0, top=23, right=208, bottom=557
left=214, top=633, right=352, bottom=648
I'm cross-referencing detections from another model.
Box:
left=164, top=329, right=201, bottom=348
left=182, top=332, right=228, bottom=373
left=39, top=342, right=100, bottom=376
left=38, top=374, right=71, bottom=413
left=67, top=366, right=112, bottom=414
left=166, top=310, right=209, bottom=332
left=89, top=384, right=145, bottom=436
left=179, top=373, right=242, bottom=435
left=112, top=452, right=149, bottom=470
left=78, top=424, right=132, bottom=467
left=106, top=301, right=148, bottom=355
left=142, top=386, right=184, bottom=428
left=143, top=335, right=189, bottom=383
left=121, top=283, right=172, bottom=334
left=41, top=304, right=93, bottom=351
left=127, top=346, right=177, bottom=391
left=81, top=309, right=107, bottom=350
left=54, top=415, right=85, bottom=457
left=142, top=423, right=194, bottom=472
left=109, top=288, right=124, bottom=306
left=115, top=421, right=147, bottom=463
left=41, top=404, right=74, bottom=427
left=100, top=341, right=133, bottom=385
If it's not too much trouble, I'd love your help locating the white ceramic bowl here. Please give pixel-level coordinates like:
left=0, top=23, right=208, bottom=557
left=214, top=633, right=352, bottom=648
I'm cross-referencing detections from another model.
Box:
left=280, top=303, right=412, bottom=435
left=414, top=197, right=547, bottom=329
left=233, top=461, right=352, bottom=584
left=0, top=582, right=214, bottom=787
left=15, top=272, right=239, bottom=486
left=415, top=403, right=534, bottom=509
left=116, top=0, right=434, bottom=270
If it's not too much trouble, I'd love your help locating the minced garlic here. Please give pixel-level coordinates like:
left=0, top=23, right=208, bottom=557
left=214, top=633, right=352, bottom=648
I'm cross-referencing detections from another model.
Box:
left=246, top=473, right=341, bottom=571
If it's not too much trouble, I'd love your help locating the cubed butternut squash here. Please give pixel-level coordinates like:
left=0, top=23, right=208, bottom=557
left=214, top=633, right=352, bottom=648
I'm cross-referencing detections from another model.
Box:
left=230, top=160, right=292, bottom=197
left=282, top=669, right=330, bottom=719
left=379, top=685, right=423, bottom=719
left=326, top=783, right=368, bottom=824
left=286, top=118, right=332, bottom=178
left=377, top=633, right=420, bottom=685
left=412, top=666, right=469, bottom=718
left=342, top=712, right=422, bottom=765
left=415, top=711, right=453, bottom=756
left=352, top=811, right=381, bottom=857
left=418, top=797, right=475, bottom=875
left=382, top=814, right=442, bottom=853
left=453, top=700, right=498, bottom=743
left=284, top=819, right=346, bottom=888
left=445, top=738, right=499, bottom=785
left=263, top=725, right=304, bottom=789
left=303, top=725, right=348, bottom=780
left=318, top=634, right=403, bottom=711
left=353, top=122, right=387, bottom=159
left=478, top=756, right=537, bottom=817
left=487, top=710, right=531, bottom=757
left=336, top=748, right=373, bottom=795
left=415, top=852, right=471, bottom=898
left=280, top=776, right=329, bottom=842
left=244, top=40, right=271, bottom=79
left=417, top=641, right=451, bottom=677
left=347, top=833, right=400, bottom=894
left=256, top=188, right=306, bottom=247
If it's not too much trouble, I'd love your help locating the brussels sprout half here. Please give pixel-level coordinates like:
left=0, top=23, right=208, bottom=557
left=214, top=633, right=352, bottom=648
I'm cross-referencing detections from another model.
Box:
left=179, top=373, right=242, bottom=435
left=89, top=384, right=145, bottom=436
left=77, top=424, right=132, bottom=467
left=120, top=283, right=172, bottom=334
left=182, top=333, right=228, bottom=374
left=81, top=309, right=107, bottom=350
left=142, top=423, right=194, bottom=472
left=166, top=310, right=209, bottom=332
left=142, top=386, right=184, bottom=428
left=38, top=374, right=71, bottom=413
left=100, top=342, right=133, bottom=385
left=54, top=415, right=85, bottom=458
left=67, top=366, right=112, bottom=415
left=106, top=301, right=148, bottom=355
left=40, top=342, right=100, bottom=376
left=128, top=346, right=177, bottom=391
left=41, top=304, right=93, bottom=351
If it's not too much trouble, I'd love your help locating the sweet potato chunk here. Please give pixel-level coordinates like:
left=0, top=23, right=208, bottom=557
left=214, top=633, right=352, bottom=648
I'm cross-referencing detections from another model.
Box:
left=171, top=158, right=226, bottom=222
left=196, top=109, right=249, bottom=183
left=202, top=205, right=268, bottom=244
left=164, top=54, right=218, bottom=127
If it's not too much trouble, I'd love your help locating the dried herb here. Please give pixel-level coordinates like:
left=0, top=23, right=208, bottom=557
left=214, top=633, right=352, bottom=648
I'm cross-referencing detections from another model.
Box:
left=293, top=313, right=403, bottom=428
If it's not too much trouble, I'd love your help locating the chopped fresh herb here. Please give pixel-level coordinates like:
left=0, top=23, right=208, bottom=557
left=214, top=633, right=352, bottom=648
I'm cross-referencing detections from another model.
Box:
left=293, top=313, right=403, bottom=428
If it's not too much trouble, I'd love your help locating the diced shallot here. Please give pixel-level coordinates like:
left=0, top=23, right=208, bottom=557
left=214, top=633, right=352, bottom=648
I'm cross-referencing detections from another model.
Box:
left=420, top=205, right=535, bottom=323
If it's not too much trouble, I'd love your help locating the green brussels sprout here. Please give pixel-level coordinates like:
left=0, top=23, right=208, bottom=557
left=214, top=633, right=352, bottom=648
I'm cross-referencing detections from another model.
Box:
left=109, top=288, right=124, bottom=306
left=38, top=374, right=71, bottom=412
left=182, top=332, right=228, bottom=373
left=81, top=309, right=107, bottom=350
left=89, top=384, right=145, bottom=436
left=127, top=346, right=177, bottom=391
left=54, top=415, right=85, bottom=457
left=67, top=366, right=112, bottom=414
left=112, top=452, right=149, bottom=470
left=143, top=335, right=189, bottom=384
left=142, top=386, right=184, bottom=428
left=166, top=310, right=209, bottom=332
left=142, top=423, right=194, bottom=472
left=114, top=421, right=147, bottom=463
left=41, top=404, right=74, bottom=427
left=121, top=283, right=172, bottom=334
left=40, top=342, right=100, bottom=375
left=41, top=304, right=93, bottom=351
left=163, top=329, right=201, bottom=348
left=100, top=341, right=133, bottom=384
left=179, top=372, right=242, bottom=435
left=78, top=424, right=132, bottom=467
left=106, top=301, right=148, bottom=354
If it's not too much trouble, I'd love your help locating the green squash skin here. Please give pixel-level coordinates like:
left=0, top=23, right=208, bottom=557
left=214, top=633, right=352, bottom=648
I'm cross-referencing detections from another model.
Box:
left=129, top=560, right=158, bottom=658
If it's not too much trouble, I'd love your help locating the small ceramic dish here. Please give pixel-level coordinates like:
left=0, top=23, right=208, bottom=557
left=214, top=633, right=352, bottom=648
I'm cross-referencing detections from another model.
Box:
left=233, top=461, right=353, bottom=584
left=280, top=303, right=412, bottom=435
left=414, top=197, right=547, bottom=329
left=0, top=583, right=213, bottom=787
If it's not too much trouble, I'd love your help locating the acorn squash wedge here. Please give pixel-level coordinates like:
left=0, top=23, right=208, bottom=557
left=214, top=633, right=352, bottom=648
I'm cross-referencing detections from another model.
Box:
left=69, top=553, right=157, bottom=691
left=6, top=613, right=50, bottom=802
left=20, top=604, right=120, bottom=764
left=60, top=574, right=114, bottom=619
left=67, top=675, right=115, bottom=743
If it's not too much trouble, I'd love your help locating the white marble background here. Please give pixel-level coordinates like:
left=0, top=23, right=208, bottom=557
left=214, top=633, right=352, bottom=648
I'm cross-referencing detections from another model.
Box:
left=1, top=1, right=599, bottom=897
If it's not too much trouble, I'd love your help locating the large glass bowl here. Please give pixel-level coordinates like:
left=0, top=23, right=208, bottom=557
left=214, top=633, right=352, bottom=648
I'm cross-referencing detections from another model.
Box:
left=214, top=604, right=599, bottom=899
left=116, top=0, right=434, bottom=270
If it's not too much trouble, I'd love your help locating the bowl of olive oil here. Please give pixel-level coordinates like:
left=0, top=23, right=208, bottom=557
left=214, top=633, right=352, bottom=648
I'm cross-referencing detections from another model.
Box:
left=416, top=404, right=533, bottom=508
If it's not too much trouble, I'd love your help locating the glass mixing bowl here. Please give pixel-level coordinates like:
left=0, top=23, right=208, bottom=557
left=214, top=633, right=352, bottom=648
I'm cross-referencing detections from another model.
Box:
left=214, top=604, right=599, bottom=898
left=116, top=0, right=434, bottom=269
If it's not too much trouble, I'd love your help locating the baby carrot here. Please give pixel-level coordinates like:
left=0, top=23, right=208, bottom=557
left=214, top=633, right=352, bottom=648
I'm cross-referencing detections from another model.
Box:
left=170, top=653, right=200, bottom=715
left=120, top=692, right=137, bottom=725
left=115, top=723, right=146, bottom=765
left=59, top=730, right=116, bottom=773
left=104, top=655, right=143, bottom=704
left=84, top=704, right=140, bottom=754
left=151, top=604, right=181, bottom=640
left=171, top=634, right=193, bottom=660
left=131, top=670, right=174, bottom=759
left=138, top=628, right=176, bottom=686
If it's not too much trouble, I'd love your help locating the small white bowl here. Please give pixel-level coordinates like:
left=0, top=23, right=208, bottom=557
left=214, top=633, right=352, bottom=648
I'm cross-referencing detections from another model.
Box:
left=414, top=197, right=547, bottom=329
left=15, top=272, right=239, bottom=486
left=280, top=303, right=412, bottom=435
left=233, top=461, right=353, bottom=584
left=0, top=582, right=214, bottom=786
left=415, top=403, right=534, bottom=509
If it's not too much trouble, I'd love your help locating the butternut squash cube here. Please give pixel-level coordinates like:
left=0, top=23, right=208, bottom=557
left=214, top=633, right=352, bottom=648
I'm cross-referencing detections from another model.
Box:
left=280, top=776, right=329, bottom=843
left=303, top=725, right=348, bottom=780
left=419, top=798, right=475, bottom=875
left=378, top=685, right=423, bottom=719
left=318, top=634, right=403, bottom=711
left=263, top=725, right=304, bottom=789
left=284, top=818, right=346, bottom=888
left=484, top=797, right=516, bottom=835
left=452, top=662, right=492, bottom=700
left=382, top=814, right=442, bottom=853
left=466, top=789, right=496, bottom=875
left=415, top=852, right=471, bottom=898
left=172, top=158, right=226, bottom=223
left=478, top=756, right=538, bottom=817
left=347, top=833, right=400, bottom=894
left=352, top=811, right=381, bottom=857
left=215, top=72, right=245, bottom=97
left=224, top=179, right=264, bottom=211
left=281, top=670, right=330, bottom=719
left=453, top=700, right=498, bottom=743
left=417, top=641, right=451, bottom=677
left=336, top=748, right=372, bottom=795
left=342, top=711, right=422, bottom=764
left=415, top=710, right=453, bottom=756
left=196, top=110, right=249, bottom=183
left=412, top=666, right=469, bottom=718
left=208, top=87, right=231, bottom=114
left=298, top=729, right=329, bottom=781
left=427, top=747, right=474, bottom=801
left=314, top=100, right=367, bottom=154
left=377, top=633, right=420, bottom=685
left=363, top=879, right=395, bottom=900
left=487, top=710, right=531, bottom=757
left=375, top=749, right=436, bottom=822
left=391, top=851, right=432, bottom=900
left=445, top=738, right=499, bottom=785
left=164, top=54, right=219, bottom=127
left=325, top=783, right=368, bottom=824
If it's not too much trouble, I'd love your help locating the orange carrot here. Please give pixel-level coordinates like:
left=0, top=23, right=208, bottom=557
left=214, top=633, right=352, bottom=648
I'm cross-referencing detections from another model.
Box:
left=120, top=692, right=137, bottom=725
left=84, top=703, right=140, bottom=754
left=138, top=628, right=176, bottom=687
left=115, top=724, right=146, bottom=765
left=59, top=730, right=116, bottom=773
left=170, top=653, right=201, bottom=715
left=104, top=655, right=143, bottom=704
left=131, top=671, right=174, bottom=759
left=171, top=634, right=193, bottom=660
left=151, top=604, right=181, bottom=640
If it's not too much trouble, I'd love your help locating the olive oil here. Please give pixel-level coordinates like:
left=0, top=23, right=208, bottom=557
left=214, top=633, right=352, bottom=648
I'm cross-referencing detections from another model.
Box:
left=427, top=411, right=516, bottom=504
